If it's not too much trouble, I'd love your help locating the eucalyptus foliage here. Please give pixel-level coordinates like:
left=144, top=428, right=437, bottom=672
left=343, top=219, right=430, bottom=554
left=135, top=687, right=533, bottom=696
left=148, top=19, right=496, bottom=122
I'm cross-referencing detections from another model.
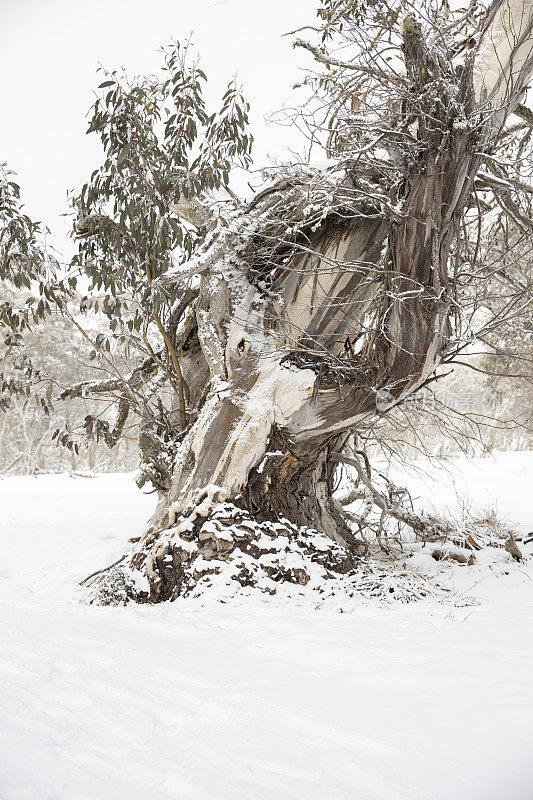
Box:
left=73, top=42, right=252, bottom=328
left=1, top=42, right=252, bottom=453
left=0, top=164, right=72, bottom=415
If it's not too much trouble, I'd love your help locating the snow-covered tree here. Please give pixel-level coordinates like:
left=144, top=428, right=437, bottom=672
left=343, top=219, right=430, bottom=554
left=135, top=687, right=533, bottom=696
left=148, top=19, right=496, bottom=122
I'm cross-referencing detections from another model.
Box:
left=2, top=1, right=532, bottom=602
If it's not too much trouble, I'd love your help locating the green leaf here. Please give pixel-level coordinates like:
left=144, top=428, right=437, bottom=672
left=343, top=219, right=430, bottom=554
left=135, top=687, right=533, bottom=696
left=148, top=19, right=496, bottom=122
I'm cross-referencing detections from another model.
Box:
left=117, top=143, right=130, bottom=165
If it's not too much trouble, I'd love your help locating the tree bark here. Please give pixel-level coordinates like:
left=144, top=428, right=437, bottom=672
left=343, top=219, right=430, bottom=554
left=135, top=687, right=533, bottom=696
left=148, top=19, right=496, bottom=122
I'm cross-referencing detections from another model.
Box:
left=89, top=1, right=533, bottom=603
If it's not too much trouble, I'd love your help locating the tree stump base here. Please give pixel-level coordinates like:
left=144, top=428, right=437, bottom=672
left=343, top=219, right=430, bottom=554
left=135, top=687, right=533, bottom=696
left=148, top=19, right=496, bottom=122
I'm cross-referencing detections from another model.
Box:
left=85, top=502, right=452, bottom=607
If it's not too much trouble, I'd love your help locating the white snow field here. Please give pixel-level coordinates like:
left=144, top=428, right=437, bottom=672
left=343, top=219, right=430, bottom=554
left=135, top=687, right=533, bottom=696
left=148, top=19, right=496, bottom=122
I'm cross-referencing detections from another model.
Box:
left=1, top=452, right=532, bottom=800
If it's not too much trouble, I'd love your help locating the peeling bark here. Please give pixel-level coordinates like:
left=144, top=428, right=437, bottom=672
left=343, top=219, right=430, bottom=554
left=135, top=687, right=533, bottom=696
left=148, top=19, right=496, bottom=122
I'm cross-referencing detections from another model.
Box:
left=88, top=2, right=533, bottom=603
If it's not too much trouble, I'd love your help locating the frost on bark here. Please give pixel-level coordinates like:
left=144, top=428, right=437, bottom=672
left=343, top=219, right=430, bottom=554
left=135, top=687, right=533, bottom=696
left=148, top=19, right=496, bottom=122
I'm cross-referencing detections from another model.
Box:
left=87, top=1, right=533, bottom=604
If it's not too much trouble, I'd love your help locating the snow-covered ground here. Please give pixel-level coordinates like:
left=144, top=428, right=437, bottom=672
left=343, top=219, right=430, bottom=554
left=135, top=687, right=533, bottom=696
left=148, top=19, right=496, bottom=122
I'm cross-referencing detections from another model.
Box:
left=0, top=452, right=531, bottom=800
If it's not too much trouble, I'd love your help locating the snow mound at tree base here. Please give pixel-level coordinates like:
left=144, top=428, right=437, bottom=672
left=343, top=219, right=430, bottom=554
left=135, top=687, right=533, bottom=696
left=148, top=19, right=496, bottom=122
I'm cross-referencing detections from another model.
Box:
left=86, top=502, right=456, bottom=608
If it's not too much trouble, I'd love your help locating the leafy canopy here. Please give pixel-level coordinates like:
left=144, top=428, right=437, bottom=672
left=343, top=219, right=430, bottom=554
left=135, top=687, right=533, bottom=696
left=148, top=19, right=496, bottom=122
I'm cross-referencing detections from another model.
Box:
left=1, top=42, right=252, bottom=442
left=73, top=41, right=252, bottom=335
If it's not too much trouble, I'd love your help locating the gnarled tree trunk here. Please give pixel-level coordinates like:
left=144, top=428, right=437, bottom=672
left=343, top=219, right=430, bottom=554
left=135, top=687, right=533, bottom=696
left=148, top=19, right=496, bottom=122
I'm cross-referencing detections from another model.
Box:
left=89, top=0, right=533, bottom=604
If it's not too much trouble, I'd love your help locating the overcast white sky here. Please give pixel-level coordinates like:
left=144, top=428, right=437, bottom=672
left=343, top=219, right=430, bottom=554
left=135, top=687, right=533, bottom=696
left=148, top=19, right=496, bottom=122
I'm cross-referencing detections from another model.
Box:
left=1, top=0, right=315, bottom=257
